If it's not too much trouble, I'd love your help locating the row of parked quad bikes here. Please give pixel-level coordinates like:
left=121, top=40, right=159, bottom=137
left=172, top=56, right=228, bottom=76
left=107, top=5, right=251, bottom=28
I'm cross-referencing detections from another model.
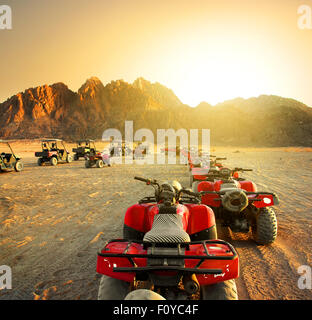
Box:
left=0, top=139, right=142, bottom=171
left=95, top=151, right=279, bottom=300
left=1, top=140, right=279, bottom=300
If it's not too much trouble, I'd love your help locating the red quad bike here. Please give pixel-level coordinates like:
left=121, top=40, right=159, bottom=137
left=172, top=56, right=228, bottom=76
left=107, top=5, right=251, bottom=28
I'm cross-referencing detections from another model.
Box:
left=85, top=151, right=111, bottom=168
left=189, top=155, right=227, bottom=188
left=96, top=177, right=239, bottom=300
left=194, top=167, right=279, bottom=245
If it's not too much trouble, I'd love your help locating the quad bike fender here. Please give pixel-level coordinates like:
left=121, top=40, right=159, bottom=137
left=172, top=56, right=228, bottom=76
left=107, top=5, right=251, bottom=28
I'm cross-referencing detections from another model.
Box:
left=239, top=181, right=257, bottom=192
left=198, top=181, right=221, bottom=207
left=193, top=175, right=208, bottom=181
left=251, top=194, right=279, bottom=208
left=124, top=204, right=191, bottom=234
left=186, top=204, right=216, bottom=235
left=124, top=204, right=157, bottom=233
left=198, top=181, right=214, bottom=192
left=176, top=204, right=191, bottom=230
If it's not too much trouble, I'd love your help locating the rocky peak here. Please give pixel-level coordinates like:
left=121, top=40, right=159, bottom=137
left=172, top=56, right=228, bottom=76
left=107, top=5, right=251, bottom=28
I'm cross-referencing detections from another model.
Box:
left=78, top=77, right=105, bottom=99
left=196, top=102, right=213, bottom=110
left=133, top=77, right=182, bottom=108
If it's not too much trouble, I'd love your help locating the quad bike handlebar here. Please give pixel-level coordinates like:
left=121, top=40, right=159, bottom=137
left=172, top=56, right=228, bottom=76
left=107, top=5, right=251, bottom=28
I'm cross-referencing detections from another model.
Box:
left=135, top=176, right=200, bottom=204
left=178, top=188, right=197, bottom=197
left=218, top=168, right=253, bottom=178
left=233, top=168, right=253, bottom=172
left=206, top=167, right=253, bottom=177
left=134, top=176, right=159, bottom=186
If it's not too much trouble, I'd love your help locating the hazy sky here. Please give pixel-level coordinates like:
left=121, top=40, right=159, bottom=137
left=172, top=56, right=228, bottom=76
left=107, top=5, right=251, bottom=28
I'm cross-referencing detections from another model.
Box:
left=1, top=0, right=312, bottom=106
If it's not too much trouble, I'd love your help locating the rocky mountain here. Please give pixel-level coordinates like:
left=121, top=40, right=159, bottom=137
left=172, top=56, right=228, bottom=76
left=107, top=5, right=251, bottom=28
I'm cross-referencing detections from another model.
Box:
left=132, top=77, right=183, bottom=108
left=1, top=77, right=312, bottom=146
left=0, top=83, right=82, bottom=139
left=190, top=95, right=312, bottom=146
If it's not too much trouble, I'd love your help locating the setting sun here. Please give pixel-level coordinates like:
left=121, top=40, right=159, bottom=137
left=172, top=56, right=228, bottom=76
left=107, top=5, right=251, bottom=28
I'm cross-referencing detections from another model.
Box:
left=1, top=0, right=312, bottom=107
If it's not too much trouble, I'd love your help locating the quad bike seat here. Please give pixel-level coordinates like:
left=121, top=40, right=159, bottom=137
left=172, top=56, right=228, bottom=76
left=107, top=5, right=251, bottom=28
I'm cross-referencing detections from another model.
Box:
left=220, top=180, right=240, bottom=192
left=143, top=208, right=190, bottom=243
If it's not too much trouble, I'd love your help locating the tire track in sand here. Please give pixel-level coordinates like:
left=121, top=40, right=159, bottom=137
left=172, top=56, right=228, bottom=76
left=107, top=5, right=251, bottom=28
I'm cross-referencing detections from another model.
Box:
left=218, top=226, right=312, bottom=300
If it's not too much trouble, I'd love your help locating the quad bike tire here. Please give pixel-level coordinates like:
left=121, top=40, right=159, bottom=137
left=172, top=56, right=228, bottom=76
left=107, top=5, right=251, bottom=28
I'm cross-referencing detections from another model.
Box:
left=98, top=275, right=129, bottom=300
left=37, top=158, right=43, bottom=166
left=85, top=160, right=91, bottom=168
left=96, top=159, right=104, bottom=168
left=66, top=155, right=73, bottom=163
left=50, top=157, right=58, bottom=166
left=125, top=289, right=165, bottom=300
left=14, top=161, right=23, bottom=172
left=74, top=154, right=79, bottom=161
left=252, top=207, right=277, bottom=245
left=201, top=279, right=238, bottom=300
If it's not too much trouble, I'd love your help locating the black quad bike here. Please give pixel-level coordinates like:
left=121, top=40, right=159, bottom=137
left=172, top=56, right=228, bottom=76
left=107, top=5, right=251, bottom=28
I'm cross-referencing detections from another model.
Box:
left=35, top=139, right=72, bottom=166
left=0, top=140, right=23, bottom=172
left=72, top=140, right=97, bottom=161
left=96, top=177, right=239, bottom=300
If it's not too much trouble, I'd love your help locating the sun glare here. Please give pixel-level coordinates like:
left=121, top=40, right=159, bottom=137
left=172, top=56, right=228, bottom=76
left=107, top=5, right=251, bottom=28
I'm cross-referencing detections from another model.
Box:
left=164, top=39, right=268, bottom=106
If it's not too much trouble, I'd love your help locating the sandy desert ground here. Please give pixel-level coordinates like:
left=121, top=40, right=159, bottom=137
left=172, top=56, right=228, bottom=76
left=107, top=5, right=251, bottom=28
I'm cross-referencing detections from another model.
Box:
left=0, top=141, right=312, bottom=300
